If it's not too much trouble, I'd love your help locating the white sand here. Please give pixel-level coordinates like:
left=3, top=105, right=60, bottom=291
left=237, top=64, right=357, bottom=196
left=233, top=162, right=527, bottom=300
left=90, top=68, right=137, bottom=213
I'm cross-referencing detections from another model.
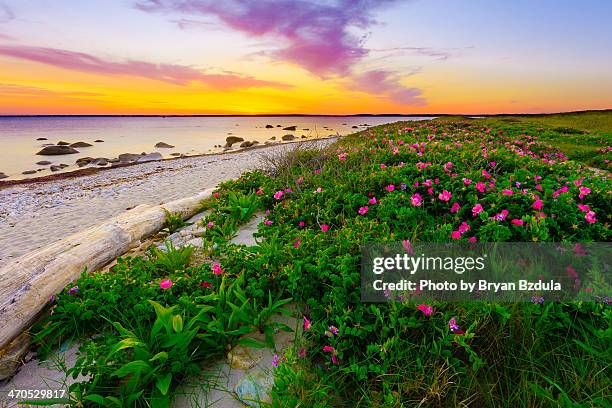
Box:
left=0, top=139, right=335, bottom=265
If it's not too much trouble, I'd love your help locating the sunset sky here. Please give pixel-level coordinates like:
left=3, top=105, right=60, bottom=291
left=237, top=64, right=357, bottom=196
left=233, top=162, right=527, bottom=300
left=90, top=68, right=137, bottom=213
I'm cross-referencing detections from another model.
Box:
left=0, top=0, right=611, bottom=115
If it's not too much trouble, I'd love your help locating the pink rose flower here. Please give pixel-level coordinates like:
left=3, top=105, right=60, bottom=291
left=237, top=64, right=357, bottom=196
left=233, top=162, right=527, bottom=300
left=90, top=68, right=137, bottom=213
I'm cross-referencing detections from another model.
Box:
left=438, top=190, right=452, bottom=202
left=159, top=279, right=173, bottom=289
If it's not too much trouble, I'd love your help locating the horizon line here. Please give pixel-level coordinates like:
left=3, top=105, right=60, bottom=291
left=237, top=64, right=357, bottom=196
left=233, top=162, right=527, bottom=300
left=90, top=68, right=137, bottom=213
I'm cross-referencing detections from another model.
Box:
left=0, top=109, right=611, bottom=118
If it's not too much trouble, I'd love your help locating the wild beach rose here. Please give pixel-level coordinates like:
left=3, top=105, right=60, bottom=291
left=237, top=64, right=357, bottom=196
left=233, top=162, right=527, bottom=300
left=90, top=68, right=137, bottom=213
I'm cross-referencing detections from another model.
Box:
left=532, top=199, right=543, bottom=210
left=451, top=230, right=461, bottom=240
left=410, top=193, right=423, bottom=207
left=585, top=211, right=597, bottom=224
left=402, top=239, right=414, bottom=255
left=472, top=203, right=483, bottom=216
left=212, top=263, right=223, bottom=275
left=386, top=184, right=395, bottom=192
left=368, top=197, right=377, bottom=205
left=273, top=190, right=284, bottom=200
left=417, top=303, right=433, bottom=316
left=450, top=202, right=461, bottom=213
left=358, top=206, right=369, bottom=215
left=511, top=219, right=524, bottom=226
left=438, top=190, right=452, bottom=202
left=578, top=186, right=591, bottom=199
left=159, top=279, right=173, bottom=289
left=321, top=224, right=330, bottom=232
left=303, top=316, right=311, bottom=331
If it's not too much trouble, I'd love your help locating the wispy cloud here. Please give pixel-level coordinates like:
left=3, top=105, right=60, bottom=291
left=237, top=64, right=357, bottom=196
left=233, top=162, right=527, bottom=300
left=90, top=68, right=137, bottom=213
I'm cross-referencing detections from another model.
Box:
left=0, top=83, right=102, bottom=96
left=370, top=46, right=473, bottom=61
left=352, top=70, right=425, bottom=106
left=0, top=2, right=14, bottom=23
left=0, top=44, right=289, bottom=89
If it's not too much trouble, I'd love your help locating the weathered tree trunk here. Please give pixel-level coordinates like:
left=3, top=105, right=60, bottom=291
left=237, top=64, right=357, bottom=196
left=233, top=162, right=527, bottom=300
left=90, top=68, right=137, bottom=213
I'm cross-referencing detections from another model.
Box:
left=0, top=188, right=213, bottom=376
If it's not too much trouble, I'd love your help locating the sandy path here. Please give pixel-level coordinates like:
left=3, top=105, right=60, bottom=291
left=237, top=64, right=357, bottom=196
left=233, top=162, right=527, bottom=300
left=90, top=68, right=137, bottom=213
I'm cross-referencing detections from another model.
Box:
left=0, top=139, right=334, bottom=265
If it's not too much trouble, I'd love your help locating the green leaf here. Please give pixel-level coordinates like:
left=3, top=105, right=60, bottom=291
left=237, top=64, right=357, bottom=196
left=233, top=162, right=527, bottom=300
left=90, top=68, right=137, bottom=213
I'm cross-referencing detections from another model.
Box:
left=149, top=351, right=169, bottom=364
left=156, top=372, right=173, bottom=395
left=111, top=360, right=151, bottom=378
left=109, top=338, right=145, bottom=356
left=237, top=337, right=267, bottom=349
left=83, top=395, right=108, bottom=405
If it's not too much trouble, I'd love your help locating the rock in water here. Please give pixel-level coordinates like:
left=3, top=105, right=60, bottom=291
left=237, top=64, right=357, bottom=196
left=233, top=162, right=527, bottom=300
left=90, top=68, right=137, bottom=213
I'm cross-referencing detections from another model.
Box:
left=234, top=369, right=274, bottom=407
left=36, top=161, right=52, bottom=165
left=0, top=172, right=8, bottom=179
left=282, top=134, right=295, bottom=141
left=57, top=141, right=70, bottom=146
left=225, top=136, right=244, bottom=147
left=155, top=142, right=175, bottom=148
left=37, top=145, right=79, bottom=155
left=265, top=124, right=273, bottom=128
left=70, top=141, right=93, bottom=148
left=76, top=157, right=95, bottom=167
left=240, top=141, right=257, bottom=148
left=94, top=139, right=104, bottom=142
left=283, top=125, right=297, bottom=131
left=22, top=170, right=37, bottom=175
left=36, top=137, right=48, bottom=141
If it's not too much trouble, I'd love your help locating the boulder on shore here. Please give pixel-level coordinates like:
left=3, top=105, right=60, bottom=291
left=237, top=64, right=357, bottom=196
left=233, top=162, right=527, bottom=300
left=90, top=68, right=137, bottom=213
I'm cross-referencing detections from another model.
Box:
left=283, top=125, right=297, bottom=131
left=70, top=141, right=93, bottom=148
left=265, top=124, right=274, bottom=128
left=37, top=146, right=79, bottom=156
left=282, top=134, right=295, bottom=141
left=137, top=152, right=163, bottom=163
left=239, top=141, right=256, bottom=148
left=22, top=170, right=37, bottom=175
left=155, top=142, right=175, bottom=148
left=225, top=136, right=245, bottom=147
left=118, top=153, right=142, bottom=162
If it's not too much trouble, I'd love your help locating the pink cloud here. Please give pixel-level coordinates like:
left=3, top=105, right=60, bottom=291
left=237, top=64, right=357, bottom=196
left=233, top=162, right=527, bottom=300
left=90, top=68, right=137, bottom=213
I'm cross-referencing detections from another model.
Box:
left=0, top=44, right=288, bottom=89
left=353, top=70, right=425, bottom=106
left=135, top=0, right=396, bottom=76
left=135, top=1, right=426, bottom=106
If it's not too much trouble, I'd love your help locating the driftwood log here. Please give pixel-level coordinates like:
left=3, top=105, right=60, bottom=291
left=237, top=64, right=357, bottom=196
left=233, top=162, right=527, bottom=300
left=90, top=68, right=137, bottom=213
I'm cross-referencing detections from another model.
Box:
left=0, top=188, right=213, bottom=379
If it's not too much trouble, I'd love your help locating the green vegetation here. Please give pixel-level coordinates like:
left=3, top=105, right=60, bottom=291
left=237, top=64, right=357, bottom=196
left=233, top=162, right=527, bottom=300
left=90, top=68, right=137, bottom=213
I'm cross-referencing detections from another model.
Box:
left=32, top=114, right=610, bottom=407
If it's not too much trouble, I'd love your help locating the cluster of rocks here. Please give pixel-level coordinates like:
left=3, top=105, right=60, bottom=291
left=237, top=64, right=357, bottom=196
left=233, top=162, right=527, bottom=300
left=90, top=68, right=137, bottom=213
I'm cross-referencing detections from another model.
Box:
left=223, top=136, right=262, bottom=149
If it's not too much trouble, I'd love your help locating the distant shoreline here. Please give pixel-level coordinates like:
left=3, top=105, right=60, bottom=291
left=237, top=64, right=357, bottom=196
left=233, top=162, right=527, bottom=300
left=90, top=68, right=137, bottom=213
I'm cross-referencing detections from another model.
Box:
left=1, top=108, right=610, bottom=118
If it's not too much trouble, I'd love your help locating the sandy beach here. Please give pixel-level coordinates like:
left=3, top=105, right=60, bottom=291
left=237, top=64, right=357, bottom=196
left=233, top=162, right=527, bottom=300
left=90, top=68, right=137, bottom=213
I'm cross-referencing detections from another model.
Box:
left=0, top=139, right=335, bottom=264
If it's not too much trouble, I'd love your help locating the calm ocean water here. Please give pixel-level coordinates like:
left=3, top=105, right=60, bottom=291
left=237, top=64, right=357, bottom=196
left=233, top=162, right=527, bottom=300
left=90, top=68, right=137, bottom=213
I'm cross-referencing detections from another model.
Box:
left=0, top=116, right=432, bottom=179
